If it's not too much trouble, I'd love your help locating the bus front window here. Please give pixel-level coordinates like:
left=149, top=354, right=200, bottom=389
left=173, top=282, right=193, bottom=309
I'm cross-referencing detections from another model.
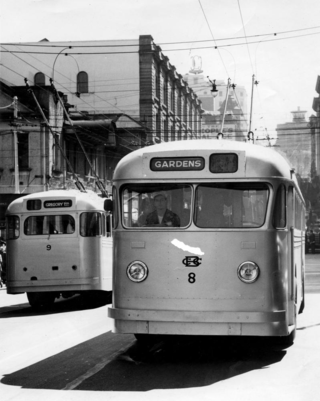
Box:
left=121, top=185, right=192, bottom=228
left=24, top=215, right=75, bottom=235
left=195, top=183, right=269, bottom=228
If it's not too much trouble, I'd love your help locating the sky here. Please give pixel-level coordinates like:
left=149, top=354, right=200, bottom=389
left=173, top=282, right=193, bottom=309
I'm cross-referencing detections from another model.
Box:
left=1, top=0, right=320, bottom=141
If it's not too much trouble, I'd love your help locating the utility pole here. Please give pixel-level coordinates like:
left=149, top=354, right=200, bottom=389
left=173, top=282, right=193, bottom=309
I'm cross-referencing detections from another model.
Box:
left=13, top=96, right=20, bottom=194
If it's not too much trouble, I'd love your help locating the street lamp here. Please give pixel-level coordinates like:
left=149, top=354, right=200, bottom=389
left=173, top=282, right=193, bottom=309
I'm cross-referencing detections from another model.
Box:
left=51, top=46, right=73, bottom=82
left=207, top=77, right=219, bottom=97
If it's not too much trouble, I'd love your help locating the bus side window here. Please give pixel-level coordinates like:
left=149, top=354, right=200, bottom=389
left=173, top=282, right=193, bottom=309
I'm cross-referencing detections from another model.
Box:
left=106, top=214, right=111, bottom=237
left=62, top=216, right=75, bottom=234
left=80, top=212, right=102, bottom=237
left=273, top=184, right=286, bottom=228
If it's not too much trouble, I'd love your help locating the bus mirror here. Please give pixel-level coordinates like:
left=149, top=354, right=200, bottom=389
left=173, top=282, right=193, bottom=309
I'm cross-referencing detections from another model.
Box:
left=104, top=199, right=113, bottom=212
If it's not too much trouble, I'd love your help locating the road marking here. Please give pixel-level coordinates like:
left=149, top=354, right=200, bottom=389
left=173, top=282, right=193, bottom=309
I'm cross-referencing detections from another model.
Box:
left=62, top=341, right=135, bottom=390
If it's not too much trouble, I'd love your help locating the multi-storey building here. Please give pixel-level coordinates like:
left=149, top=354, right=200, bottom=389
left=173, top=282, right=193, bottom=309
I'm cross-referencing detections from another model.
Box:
left=0, top=35, right=203, bottom=236
left=312, top=76, right=320, bottom=175
left=275, top=108, right=312, bottom=179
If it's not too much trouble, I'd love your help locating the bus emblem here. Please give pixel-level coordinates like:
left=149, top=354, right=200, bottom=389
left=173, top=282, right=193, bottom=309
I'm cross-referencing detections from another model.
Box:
left=182, top=256, right=202, bottom=267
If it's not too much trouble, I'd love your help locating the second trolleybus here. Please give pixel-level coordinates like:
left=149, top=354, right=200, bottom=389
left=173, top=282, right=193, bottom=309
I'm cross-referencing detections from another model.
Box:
left=106, top=139, right=305, bottom=344
left=6, top=189, right=112, bottom=309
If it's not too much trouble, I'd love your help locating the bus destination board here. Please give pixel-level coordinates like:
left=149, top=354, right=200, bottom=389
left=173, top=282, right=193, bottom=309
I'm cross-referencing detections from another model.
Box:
left=151, top=157, right=205, bottom=171
left=209, top=153, right=238, bottom=173
left=44, top=200, right=73, bottom=208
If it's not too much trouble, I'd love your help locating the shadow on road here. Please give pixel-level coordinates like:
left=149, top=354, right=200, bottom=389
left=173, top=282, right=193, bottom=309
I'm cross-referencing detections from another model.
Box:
left=0, top=291, right=111, bottom=318
left=1, top=333, right=286, bottom=391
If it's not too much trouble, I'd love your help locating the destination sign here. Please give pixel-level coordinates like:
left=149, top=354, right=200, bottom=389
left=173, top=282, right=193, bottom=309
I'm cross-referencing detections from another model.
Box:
left=44, top=200, right=72, bottom=208
left=150, top=157, right=204, bottom=171
left=209, top=153, right=238, bottom=173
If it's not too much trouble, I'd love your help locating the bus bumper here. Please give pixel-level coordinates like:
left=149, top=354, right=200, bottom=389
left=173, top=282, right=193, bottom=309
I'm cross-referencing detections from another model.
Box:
left=108, top=307, right=288, bottom=336
left=6, top=277, right=101, bottom=293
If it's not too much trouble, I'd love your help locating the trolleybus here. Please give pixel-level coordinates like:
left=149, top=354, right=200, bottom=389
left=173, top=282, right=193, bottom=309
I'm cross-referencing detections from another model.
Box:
left=106, top=139, right=305, bottom=344
left=6, top=190, right=112, bottom=309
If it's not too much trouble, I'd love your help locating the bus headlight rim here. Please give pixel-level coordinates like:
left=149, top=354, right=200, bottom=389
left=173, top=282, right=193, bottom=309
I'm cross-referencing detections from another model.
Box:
left=237, top=261, right=260, bottom=284
left=126, top=260, right=148, bottom=283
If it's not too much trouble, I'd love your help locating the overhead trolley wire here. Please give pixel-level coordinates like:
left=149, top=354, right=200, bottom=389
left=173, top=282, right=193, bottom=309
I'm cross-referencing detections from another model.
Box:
left=237, top=0, right=255, bottom=74
left=2, top=29, right=320, bottom=54
left=2, top=24, right=320, bottom=48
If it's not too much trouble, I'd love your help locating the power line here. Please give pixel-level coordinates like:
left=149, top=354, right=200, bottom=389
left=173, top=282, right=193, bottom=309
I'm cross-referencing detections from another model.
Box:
left=2, top=29, right=320, bottom=54
left=2, top=24, right=320, bottom=48
left=237, top=0, right=255, bottom=75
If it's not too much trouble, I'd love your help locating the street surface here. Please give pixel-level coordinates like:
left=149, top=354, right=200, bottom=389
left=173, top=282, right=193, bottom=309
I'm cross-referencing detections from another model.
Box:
left=1, top=254, right=320, bottom=401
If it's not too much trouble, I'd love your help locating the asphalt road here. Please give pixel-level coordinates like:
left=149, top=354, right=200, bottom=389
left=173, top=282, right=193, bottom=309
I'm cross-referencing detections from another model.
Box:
left=0, top=254, right=320, bottom=401
left=305, top=253, right=320, bottom=293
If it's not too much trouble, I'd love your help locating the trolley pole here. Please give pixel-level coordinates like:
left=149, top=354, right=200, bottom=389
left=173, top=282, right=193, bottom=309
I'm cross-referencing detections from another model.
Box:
left=218, top=78, right=231, bottom=139
left=248, top=75, right=258, bottom=143
left=13, top=96, right=20, bottom=194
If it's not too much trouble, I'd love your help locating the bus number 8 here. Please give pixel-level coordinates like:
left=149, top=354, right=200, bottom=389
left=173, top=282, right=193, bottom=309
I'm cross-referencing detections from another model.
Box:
left=188, top=272, right=196, bottom=283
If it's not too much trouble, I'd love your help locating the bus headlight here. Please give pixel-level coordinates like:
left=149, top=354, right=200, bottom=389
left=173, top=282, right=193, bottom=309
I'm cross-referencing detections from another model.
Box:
left=237, top=261, right=260, bottom=283
left=127, top=261, right=148, bottom=283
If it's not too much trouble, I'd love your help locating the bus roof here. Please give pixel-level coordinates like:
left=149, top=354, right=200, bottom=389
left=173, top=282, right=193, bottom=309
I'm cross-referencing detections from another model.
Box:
left=114, top=139, right=296, bottom=182
left=6, top=190, right=105, bottom=214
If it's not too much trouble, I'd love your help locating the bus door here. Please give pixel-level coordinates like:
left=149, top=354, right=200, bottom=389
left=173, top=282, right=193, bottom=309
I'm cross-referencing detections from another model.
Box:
left=287, top=185, right=297, bottom=325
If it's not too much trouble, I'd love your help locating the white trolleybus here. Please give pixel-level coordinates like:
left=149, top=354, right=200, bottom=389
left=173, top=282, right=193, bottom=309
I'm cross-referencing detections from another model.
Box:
left=106, top=139, right=305, bottom=344
left=6, top=190, right=112, bottom=309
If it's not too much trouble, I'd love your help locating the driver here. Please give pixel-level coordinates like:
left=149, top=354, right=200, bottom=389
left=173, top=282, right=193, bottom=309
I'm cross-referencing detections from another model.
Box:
left=146, top=192, right=180, bottom=227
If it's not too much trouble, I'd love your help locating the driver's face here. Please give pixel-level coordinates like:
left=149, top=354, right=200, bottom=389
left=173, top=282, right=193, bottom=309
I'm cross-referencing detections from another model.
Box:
left=154, top=196, right=167, bottom=211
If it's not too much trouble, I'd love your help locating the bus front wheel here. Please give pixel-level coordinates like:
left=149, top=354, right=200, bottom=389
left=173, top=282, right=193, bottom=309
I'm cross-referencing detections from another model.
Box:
left=27, top=292, right=56, bottom=310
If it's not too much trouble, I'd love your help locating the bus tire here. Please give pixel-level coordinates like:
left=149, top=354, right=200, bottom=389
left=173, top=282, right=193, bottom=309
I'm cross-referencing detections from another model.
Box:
left=277, top=328, right=296, bottom=348
left=299, top=297, right=305, bottom=314
left=134, top=334, right=160, bottom=345
left=299, top=279, right=305, bottom=314
left=27, top=292, right=56, bottom=310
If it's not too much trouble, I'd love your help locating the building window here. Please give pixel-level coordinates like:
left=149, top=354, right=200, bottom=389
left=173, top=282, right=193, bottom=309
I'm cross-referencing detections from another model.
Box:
left=171, top=125, right=175, bottom=142
left=169, top=82, right=174, bottom=112
left=164, top=118, right=169, bottom=142
left=77, top=71, right=89, bottom=94
left=219, top=91, right=223, bottom=97
left=155, top=66, right=160, bottom=98
left=163, top=75, right=168, bottom=106
left=194, top=110, right=197, bottom=135
left=177, top=92, right=181, bottom=118
left=189, top=103, right=193, bottom=130
left=156, top=110, right=161, bottom=141
left=34, top=72, right=45, bottom=86
left=18, top=133, right=29, bottom=169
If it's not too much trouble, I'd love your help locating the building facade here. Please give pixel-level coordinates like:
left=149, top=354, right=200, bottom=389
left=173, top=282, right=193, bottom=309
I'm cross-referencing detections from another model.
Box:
left=312, top=76, right=320, bottom=175
left=0, top=35, right=203, bottom=236
left=275, top=108, right=312, bottom=179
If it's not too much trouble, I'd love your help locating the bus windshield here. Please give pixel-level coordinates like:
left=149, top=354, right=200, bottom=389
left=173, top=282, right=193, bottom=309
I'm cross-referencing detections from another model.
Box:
left=195, top=183, right=269, bottom=228
left=121, top=183, right=269, bottom=229
left=24, top=215, right=75, bottom=235
left=121, top=185, right=191, bottom=228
